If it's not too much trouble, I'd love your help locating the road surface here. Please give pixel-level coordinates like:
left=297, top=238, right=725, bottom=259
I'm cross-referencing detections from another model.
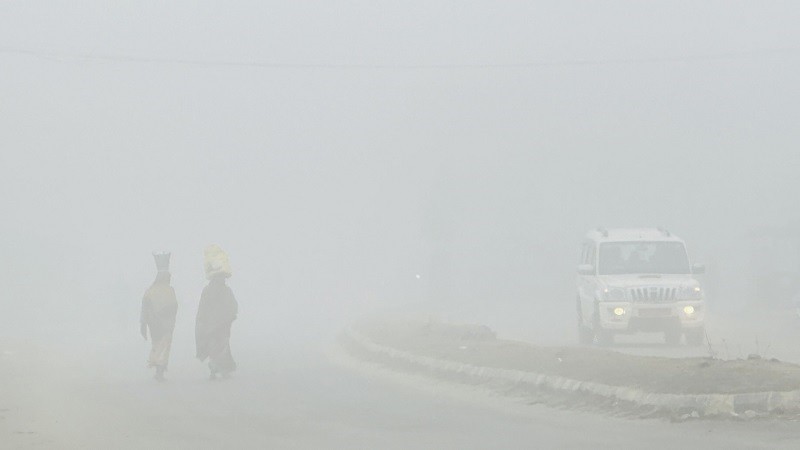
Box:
left=3, top=316, right=800, bottom=450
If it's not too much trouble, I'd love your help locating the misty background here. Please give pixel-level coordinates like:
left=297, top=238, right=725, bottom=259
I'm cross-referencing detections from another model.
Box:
left=2, top=1, right=800, bottom=350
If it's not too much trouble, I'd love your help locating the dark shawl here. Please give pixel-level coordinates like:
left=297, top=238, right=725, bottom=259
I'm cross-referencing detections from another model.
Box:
left=195, top=276, right=238, bottom=362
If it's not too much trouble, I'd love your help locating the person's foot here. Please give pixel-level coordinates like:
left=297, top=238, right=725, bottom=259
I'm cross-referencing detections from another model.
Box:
left=221, top=372, right=232, bottom=380
left=209, top=372, right=218, bottom=381
left=155, top=368, right=166, bottom=382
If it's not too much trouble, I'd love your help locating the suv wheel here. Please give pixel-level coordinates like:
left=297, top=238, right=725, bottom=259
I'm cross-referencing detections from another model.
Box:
left=592, top=307, right=613, bottom=346
left=577, top=298, right=593, bottom=345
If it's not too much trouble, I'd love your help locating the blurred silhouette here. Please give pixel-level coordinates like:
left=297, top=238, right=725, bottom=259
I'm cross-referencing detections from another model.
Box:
left=140, top=252, right=178, bottom=382
left=196, top=245, right=238, bottom=380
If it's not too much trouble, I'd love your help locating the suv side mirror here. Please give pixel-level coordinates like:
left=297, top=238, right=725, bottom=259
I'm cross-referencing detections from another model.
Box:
left=577, top=264, right=595, bottom=275
left=692, top=263, right=706, bottom=275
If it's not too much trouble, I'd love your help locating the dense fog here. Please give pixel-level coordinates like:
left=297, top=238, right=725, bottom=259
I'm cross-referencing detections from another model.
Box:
left=4, top=1, right=799, bottom=338
left=2, top=2, right=800, bottom=448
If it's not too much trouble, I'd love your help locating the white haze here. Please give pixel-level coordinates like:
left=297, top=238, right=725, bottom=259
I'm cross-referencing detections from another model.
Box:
left=3, top=1, right=800, bottom=339
left=1, top=1, right=800, bottom=447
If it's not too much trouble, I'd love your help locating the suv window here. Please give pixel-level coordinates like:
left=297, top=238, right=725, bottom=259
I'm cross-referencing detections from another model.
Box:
left=598, top=241, right=690, bottom=275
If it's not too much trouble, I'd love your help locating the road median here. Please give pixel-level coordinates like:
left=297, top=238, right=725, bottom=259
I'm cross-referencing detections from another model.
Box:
left=340, top=318, right=800, bottom=419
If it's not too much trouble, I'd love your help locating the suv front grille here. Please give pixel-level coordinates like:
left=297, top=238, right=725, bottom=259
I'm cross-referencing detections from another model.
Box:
left=629, top=287, right=678, bottom=302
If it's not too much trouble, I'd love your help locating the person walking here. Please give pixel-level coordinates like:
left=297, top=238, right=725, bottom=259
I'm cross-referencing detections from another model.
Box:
left=195, top=245, right=238, bottom=380
left=141, top=252, right=178, bottom=381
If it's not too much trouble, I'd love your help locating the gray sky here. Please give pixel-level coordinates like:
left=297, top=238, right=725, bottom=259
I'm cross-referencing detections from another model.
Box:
left=2, top=1, right=800, bottom=337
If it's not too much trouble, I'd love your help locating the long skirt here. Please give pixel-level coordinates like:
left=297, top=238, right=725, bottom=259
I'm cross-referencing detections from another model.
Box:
left=198, top=326, right=236, bottom=374
left=148, top=330, right=174, bottom=369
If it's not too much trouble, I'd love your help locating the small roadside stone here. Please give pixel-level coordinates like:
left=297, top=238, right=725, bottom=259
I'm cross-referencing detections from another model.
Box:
left=675, top=411, right=700, bottom=422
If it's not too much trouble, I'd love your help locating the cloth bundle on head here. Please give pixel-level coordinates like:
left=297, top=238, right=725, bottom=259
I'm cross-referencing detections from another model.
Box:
left=153, top=252, right=171, bottom=273
left=204, top=244, right=232, bottom=279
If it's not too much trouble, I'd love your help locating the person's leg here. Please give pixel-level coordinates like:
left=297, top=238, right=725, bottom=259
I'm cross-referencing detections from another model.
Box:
left=208, top=357, right=219, bottom=380
left=149, top=331, right=170, bottom=368
left=206, top=331, right=233, bottom=380
left=155, top=366, right=166, bottom=381
left=216, top=338, right=237, bottom=377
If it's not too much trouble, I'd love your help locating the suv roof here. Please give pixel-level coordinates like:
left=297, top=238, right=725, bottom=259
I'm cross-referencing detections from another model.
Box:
left=585, top=227, right=685, bottom=243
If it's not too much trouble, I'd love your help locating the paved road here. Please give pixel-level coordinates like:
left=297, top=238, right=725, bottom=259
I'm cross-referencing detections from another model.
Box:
left=4, top=319, right=800, bottom=450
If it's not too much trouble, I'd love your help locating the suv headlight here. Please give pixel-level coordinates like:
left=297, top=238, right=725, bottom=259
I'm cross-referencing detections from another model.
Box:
left=678, top=286, right=703, bottom=300
left=603, top=287, right=627, bottom=301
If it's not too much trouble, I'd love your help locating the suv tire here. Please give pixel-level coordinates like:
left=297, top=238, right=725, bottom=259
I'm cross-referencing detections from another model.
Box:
left=577, top=298, right=593, bottom=345
left=592, top=307, right=614, bottom=346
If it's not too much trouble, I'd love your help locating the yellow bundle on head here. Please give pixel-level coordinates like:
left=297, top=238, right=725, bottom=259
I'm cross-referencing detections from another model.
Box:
left=204, top=244, right=232, bottom=279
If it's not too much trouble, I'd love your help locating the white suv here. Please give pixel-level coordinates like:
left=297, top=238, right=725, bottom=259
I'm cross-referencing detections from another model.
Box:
left=576, top=228, right=706, bottom=346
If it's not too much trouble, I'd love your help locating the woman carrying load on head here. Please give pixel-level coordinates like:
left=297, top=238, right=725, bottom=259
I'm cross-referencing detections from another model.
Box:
left=141, top=252, right=178, bottom=382
left=195, top=245, right=238, bottom=380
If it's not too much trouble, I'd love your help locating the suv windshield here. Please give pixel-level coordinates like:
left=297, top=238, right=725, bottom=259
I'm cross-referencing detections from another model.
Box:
left=598, top=242, right=690, bottom=275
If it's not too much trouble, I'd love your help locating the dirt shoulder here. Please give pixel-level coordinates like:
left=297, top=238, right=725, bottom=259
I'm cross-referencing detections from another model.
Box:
left=0, top=338, right=69, bottom=449
left=352, top=319, right=800, bottom=395
left=0, top=337, right=138, bottom=449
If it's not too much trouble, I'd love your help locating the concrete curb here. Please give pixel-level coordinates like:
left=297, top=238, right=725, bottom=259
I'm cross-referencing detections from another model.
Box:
left=343, top=328, right=800, bottom=418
